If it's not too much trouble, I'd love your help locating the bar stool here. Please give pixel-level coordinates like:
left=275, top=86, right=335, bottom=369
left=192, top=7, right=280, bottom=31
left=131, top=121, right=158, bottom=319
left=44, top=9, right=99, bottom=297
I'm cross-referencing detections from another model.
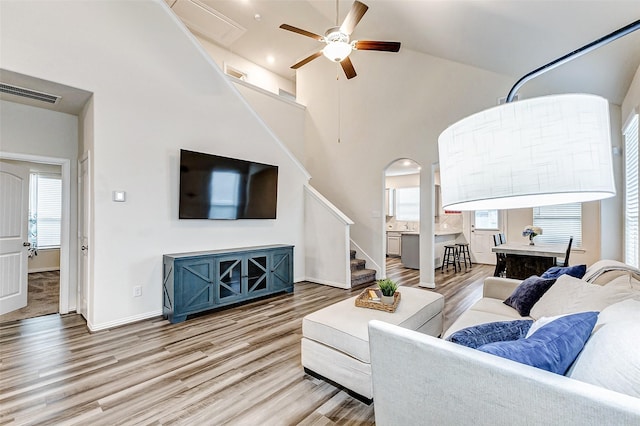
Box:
left=456, top=243, right=472, bottom=270
left=441, top=245, right=459, bottom=273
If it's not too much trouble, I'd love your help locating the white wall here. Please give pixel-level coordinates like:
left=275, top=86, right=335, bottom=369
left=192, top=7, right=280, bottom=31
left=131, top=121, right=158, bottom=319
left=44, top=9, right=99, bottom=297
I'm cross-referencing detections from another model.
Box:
left=297, top=47, right=515, bottom=284
left=196, top=35, right=295, bottom=96
left=232, top=80, right=306, bottom=163
left=0, top=101, right=78, bottom=307
left=1, top=0, right=309, bottom=330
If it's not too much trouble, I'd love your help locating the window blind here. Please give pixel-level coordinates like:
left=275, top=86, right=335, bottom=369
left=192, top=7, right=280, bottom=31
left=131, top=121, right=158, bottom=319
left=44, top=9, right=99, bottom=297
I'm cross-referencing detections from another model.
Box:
left=533, top=203, right=581, bottom=247
left=29, top=173, right=62, bottom=248
left=624, top=113, right=639, bottom=268
left=395, top=187, right=420, bottom=221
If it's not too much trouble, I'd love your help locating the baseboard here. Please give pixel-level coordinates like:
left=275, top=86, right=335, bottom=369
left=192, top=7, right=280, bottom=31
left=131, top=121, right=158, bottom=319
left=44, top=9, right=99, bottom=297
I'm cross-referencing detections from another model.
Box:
left=28, top=267, right=60, bottom=273
left=87, top=309, right=162, bottom=332
left=304, top=276, right=350, bottom=289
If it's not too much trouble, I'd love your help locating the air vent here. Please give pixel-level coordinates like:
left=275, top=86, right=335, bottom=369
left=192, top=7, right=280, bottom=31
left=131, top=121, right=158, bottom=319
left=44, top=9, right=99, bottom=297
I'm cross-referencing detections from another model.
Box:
left=224, top=64, right=247, bottom=81
left=0, top=83, right=61, bottom=104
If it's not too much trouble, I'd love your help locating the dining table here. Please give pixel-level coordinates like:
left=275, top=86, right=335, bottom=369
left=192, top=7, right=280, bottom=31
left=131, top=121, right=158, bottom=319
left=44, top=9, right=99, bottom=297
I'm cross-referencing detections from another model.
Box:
left=491, top=243, right=567, bottom=279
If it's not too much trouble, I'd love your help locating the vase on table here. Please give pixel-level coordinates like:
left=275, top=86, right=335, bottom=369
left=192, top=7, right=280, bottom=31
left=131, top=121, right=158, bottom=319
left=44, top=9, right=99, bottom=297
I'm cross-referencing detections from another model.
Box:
left=529, top=234, right=536, bottom=245
left=381, top=294, right=395, bottom=305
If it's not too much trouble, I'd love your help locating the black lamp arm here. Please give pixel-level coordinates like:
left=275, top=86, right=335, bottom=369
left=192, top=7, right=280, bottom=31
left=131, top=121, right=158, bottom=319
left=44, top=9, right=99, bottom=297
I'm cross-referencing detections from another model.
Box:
left=506, top=19, right=640, bottom=103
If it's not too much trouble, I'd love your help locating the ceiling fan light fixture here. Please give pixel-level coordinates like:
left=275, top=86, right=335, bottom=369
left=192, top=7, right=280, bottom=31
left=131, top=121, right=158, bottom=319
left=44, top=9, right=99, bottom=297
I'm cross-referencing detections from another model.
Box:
left=322, top=41, right=352, bottom=62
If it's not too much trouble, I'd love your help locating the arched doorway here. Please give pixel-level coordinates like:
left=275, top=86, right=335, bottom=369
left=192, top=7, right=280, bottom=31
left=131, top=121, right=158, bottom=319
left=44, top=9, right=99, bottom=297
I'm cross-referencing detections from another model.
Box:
left=383, top=159, right=421, bottom=277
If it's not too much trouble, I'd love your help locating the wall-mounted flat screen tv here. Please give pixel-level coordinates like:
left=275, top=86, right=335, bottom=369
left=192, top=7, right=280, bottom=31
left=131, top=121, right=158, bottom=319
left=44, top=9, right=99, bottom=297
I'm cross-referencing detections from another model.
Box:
left=179, top=149, right=278, bottom=220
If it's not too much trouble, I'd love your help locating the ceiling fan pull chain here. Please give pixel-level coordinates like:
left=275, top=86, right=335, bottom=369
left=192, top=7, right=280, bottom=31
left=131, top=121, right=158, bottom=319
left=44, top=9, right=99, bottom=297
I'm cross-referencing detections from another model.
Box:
left=337, top=68, right=341, bottom=143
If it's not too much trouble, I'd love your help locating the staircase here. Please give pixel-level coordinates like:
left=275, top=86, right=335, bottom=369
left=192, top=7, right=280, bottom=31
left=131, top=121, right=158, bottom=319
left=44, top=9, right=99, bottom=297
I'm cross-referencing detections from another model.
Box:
left=350, top=250, right=377, bottom=287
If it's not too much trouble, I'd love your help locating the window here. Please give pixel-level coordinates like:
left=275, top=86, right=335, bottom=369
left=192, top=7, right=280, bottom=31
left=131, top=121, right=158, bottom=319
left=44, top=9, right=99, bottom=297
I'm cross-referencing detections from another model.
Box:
left=533, top=203, right=582, bottom=247
left=624, top=112, right=639, bottom=268
left=474, top=210, right=499, bottom=230
left=28, top=173, right=62, bottom=249
left=395, top=187, right=420, bottom=221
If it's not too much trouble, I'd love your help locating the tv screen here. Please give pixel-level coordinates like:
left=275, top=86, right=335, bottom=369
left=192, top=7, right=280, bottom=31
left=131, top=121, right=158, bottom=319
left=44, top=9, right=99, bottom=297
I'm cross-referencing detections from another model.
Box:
left=179, top=149, right=278, bottom=219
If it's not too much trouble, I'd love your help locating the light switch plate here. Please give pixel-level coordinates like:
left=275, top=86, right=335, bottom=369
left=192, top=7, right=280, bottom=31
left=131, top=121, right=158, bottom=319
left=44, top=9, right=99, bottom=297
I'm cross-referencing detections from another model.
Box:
left=113, top=191, right=126, bottom=202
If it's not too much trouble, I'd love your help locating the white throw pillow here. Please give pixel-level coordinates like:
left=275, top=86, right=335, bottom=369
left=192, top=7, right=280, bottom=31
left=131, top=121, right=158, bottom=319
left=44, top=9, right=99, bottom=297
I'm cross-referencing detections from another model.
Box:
left=525, top=314, right=569, bottom=338
left=568, top=299, right=640, bottom=398
left=530, top=273, right=639, bottom=320
left=594, top=298, right=640, bottom=331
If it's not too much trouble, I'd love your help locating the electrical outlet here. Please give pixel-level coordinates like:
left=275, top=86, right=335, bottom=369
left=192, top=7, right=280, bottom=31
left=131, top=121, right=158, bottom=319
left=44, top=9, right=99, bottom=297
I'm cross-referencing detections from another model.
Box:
left=133, top=286, right=142, bottom=297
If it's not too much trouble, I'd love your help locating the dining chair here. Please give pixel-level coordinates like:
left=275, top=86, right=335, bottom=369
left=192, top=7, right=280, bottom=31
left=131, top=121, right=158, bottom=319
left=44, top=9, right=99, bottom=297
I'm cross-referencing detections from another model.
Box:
left=499, top=233, right=506, bottom=244
left=557, top=236, right=574, bottom=267
left=493, top=234, right=507, bottom=277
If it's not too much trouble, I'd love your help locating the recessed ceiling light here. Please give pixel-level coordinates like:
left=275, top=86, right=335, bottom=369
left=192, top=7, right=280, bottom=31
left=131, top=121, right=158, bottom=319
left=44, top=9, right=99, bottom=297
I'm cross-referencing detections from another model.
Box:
left=266, top=55, right=275, bottom=64
left=254, top=13, right=261, bottom=21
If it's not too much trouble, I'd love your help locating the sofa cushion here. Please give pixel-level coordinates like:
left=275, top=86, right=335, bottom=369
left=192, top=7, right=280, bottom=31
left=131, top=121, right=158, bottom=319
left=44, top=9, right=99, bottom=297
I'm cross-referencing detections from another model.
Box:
left=504, top=275, right=557, bottom=316
left=541, top=264, right=586, bottom=280
left=477, top=311, right=598, bottom=375
left=568, top=300, right=640, bottom=398
left=446, top=320, right=533, bottom=349
left=530, top=273, right=640, bottom=319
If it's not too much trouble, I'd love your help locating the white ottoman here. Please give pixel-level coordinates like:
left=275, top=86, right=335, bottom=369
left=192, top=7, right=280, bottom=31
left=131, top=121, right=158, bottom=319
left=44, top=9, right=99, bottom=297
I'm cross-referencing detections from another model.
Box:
left=301, top=286, right=444, bottom=402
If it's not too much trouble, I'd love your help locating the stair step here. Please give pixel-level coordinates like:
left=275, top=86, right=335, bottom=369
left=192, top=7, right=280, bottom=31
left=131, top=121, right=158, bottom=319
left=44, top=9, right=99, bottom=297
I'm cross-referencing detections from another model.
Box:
left=351, top=268, right=376, bottom=286
left=350, top=250, right=356, bottom=260
left=350, top=258, right=366, bottom=272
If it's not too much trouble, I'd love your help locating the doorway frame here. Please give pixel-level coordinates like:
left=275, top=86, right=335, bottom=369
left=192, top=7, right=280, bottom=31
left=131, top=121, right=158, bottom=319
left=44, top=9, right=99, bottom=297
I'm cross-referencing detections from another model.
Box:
left=0, top=151, right=72, bottom=314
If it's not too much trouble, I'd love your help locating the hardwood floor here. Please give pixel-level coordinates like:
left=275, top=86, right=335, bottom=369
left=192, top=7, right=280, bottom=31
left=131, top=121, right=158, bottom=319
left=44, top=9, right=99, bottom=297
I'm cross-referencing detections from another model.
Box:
left=0, top=261, right=492, bottom=425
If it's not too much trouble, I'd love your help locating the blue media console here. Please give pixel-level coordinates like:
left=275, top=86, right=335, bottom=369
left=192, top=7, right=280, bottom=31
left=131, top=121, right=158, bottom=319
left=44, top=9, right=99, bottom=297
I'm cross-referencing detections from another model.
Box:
left=163, top=245, right=294, bottom=323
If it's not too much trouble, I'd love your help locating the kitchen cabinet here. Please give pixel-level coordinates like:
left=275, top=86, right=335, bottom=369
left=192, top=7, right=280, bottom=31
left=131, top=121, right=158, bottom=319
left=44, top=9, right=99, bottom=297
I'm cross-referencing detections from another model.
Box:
left=387, top=232, right=402, bottom=256
left=163, top=245, right=293, bottom=323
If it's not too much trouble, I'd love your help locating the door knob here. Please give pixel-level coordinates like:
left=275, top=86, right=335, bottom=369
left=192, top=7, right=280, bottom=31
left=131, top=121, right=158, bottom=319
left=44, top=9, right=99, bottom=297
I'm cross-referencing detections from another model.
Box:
left=23, top=242, right=31, bottom=247
left=81, top=245, right=88, bottom=251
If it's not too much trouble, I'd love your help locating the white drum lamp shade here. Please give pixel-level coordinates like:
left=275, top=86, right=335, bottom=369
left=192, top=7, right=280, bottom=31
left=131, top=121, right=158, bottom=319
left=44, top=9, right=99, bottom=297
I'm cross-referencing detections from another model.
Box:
left=438, top=94, right=616, bottom=210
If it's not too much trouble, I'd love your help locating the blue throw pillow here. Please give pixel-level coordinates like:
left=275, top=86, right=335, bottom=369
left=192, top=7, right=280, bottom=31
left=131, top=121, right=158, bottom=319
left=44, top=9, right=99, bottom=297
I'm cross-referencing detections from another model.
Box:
left=541, top=264, right=587, bottom=279
left=446, top=320, right=533, bottom=349
left=504, top=276, right=557, bottom=316
left=477, top=311, right=598, bottom=375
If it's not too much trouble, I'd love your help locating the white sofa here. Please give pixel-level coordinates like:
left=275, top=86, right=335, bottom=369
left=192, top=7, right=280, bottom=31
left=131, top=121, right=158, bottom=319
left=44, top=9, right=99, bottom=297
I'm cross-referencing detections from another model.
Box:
left=369, top=260, right=640, bottom=425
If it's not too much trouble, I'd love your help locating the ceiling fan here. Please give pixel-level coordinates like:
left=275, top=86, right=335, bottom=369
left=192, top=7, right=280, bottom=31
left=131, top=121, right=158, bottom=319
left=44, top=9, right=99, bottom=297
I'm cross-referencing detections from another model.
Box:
left=279, top=0, right=401, bottom=79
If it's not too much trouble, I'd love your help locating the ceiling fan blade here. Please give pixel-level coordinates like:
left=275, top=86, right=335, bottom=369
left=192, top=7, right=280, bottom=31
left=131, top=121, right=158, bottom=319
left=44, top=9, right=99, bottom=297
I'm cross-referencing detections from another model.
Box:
left=279, top=24, right=324, bottom=41
left=354, top=40, right=401, bottom=52
left=340, top=57, right=357, bottom=79
left=291, top=51, right=323, bottom=69
left=340, top=1, right=369, bottom=35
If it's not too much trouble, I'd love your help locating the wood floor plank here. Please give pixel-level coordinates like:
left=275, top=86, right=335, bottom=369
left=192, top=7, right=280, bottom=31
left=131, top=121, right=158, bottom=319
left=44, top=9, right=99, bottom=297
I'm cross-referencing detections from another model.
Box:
left=0, top=259, right=492, bottom=425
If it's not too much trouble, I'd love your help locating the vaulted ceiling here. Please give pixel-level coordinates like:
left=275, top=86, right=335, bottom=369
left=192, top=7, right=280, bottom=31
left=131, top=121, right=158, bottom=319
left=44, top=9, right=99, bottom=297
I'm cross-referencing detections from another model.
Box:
left=170, top=0, right=640, bottom=104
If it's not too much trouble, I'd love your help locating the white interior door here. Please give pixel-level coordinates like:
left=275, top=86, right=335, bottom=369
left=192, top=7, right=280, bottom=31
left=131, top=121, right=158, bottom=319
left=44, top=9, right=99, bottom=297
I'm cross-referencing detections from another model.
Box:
left=0, top=162, right=30, bottom=315
left=470, top=210, right=504, bottom=265
left=78, top=157, right=90, bottom=319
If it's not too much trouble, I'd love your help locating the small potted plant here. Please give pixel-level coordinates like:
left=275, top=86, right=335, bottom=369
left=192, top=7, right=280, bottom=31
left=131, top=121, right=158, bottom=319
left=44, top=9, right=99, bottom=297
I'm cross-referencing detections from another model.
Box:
left=377, top=278, right=398, bottom=305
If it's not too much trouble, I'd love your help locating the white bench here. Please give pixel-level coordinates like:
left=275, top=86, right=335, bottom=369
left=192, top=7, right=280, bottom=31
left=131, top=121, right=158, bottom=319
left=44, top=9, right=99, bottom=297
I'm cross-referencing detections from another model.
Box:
left=301, top=286, right=444, bottom=402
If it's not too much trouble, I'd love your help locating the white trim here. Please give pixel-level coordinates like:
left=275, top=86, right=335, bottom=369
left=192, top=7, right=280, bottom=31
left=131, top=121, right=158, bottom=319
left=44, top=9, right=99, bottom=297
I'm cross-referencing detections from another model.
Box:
left=622, top=107, right=638, bottom=133
left=304, top=184, right=354, bottom=225
left=230, top=78, right=305, bottom=110
left=87, top=310, right=162, bottom=332
left=303, top=277, right=350, bottom=289
left=350, top=239, right=381, bottom=278
left=0, top=151, right=71, bottom=314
